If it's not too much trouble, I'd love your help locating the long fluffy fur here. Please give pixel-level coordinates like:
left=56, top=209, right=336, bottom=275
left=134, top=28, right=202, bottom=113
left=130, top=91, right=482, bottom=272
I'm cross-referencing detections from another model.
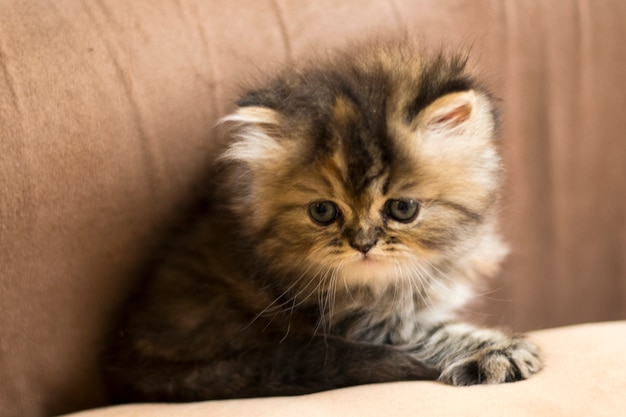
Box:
left=102, top=39, right=541, bottom=403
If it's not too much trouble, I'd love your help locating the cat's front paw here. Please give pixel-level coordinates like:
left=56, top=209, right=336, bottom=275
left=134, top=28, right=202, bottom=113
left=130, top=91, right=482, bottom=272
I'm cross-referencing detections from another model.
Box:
left=439, top=337, right=542, bottom=386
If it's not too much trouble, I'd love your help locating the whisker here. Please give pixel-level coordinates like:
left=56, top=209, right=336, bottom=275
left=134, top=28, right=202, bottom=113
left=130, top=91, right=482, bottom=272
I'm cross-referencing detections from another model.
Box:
left=313, top=265, right=334, bottom=339
left=280, top=297, right=297, bottom=343
left=324, top=263, right=339, bottom=336
left=242, top=261, right=318, bottom=330
left=405, top=259, right=437, bottom=313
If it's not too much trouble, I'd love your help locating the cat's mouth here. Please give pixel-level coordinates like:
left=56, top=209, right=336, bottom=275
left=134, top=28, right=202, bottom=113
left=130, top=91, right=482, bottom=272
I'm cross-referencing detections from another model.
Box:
left=356, top=253, right=379, bottom=265
left=348, top=250, right=390, bottom=270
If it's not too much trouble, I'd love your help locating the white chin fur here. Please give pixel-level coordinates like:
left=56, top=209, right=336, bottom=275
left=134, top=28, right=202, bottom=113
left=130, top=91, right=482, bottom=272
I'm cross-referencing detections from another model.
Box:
left=332, top=252, right=475, bottom=322
left=335, top=251, right=425, bottom=292
left=337, top=254, right=397, bottom=288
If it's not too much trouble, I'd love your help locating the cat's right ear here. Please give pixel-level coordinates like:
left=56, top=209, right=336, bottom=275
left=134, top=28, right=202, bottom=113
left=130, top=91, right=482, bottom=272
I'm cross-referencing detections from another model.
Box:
left=217, top=106, right=286, bottom=164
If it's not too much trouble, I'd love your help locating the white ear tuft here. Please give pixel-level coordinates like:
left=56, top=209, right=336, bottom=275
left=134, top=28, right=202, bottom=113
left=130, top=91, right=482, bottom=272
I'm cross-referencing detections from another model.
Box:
left=419, top=91, right=478, bottom=137
left=218, top=107, right=285, bottom=163
left=219, top=106, right=281, bottom=126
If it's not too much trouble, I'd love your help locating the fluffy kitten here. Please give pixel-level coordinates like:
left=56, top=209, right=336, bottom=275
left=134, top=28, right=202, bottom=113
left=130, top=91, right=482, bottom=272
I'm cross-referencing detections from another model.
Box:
left=103, top=40, right=542, bottom=402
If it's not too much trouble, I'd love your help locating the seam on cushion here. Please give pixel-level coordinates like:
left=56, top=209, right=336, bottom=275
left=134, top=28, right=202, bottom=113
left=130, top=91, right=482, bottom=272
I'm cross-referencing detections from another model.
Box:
left=189, top=5, right=221, bottom=119
left=81, top=0, right=161, bottom=193
left=0, top=34, right=22, bottom=117
left=271, top=0, right=292, bottom=61
left=169, top=0, right=220, bottom=120
left=386, top=0, right=404, bottom=29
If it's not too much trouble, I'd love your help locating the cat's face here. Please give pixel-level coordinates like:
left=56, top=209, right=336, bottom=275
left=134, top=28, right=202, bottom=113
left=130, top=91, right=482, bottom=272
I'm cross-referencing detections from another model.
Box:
left=220, top=45, right=503, bottom=297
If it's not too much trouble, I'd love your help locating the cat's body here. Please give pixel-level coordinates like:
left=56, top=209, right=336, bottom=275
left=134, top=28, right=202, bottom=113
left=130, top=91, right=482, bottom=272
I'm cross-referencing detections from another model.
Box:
left=103, top=40, right=542, bottom=402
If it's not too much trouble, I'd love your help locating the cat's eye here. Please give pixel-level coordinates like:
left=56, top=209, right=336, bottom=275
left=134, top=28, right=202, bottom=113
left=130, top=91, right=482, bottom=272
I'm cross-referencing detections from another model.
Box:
left=385, top=199, right=420, bottom=223
left=308, top=201, right=340, bottom=226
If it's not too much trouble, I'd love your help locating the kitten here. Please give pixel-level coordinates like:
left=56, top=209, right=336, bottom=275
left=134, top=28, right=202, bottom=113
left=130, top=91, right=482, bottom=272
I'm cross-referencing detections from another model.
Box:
left=103, top=39, right=542, bottom=402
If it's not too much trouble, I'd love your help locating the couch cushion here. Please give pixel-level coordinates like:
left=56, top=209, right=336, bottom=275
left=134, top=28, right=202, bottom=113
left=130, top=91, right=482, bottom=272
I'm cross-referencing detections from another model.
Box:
left=62, top=322, right=626, bottom=417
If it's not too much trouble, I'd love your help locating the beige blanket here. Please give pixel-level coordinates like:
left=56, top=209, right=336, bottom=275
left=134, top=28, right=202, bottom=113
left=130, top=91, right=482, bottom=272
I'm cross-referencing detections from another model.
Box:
left=64, top=322, right=626, bottom=417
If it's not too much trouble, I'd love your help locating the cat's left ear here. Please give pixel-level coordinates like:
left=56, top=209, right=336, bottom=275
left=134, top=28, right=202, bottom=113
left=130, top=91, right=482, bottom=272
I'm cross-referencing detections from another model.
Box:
left=218, top=106, right=286, bottom=164
left=417, top=90, right=495, bottom=140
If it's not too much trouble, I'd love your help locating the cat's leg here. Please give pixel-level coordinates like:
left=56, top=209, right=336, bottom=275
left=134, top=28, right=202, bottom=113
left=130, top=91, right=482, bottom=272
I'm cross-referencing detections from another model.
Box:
left=105, top=334, right=439, bottom=402
left=409, top=323, right=543, bottom=386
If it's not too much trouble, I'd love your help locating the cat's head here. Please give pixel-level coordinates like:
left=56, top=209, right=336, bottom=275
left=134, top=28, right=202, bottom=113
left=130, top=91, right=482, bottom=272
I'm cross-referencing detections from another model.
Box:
left=218, top=42, right=505, bottom=297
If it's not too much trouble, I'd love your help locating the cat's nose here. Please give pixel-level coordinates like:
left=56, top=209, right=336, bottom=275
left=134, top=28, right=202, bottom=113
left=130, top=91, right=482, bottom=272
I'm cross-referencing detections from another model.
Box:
left=347, top=227, right=380, bottom=254
left=349, top=239, right=377, bottom=254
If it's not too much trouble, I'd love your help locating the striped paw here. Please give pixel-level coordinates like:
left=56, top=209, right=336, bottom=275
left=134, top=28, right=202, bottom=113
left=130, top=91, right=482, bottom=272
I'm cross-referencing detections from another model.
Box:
left=439, top=337, right=542, bottom=385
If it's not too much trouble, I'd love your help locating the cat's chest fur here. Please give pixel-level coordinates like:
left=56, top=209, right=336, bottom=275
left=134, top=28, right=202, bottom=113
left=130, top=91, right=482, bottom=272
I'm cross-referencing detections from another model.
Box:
left=314, top=277, right=473, bottom=345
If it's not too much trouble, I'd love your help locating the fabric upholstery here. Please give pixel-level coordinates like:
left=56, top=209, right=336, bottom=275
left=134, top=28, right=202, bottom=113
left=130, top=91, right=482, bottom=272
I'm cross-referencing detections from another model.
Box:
left=1, top=0, right=624, bottom=415
left=62, top=322, right=626, bottom=417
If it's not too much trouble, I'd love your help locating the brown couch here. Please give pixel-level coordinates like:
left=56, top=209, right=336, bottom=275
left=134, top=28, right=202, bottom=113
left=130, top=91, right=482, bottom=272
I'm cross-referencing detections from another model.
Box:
left=1, top=1, right=625, bottom=416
